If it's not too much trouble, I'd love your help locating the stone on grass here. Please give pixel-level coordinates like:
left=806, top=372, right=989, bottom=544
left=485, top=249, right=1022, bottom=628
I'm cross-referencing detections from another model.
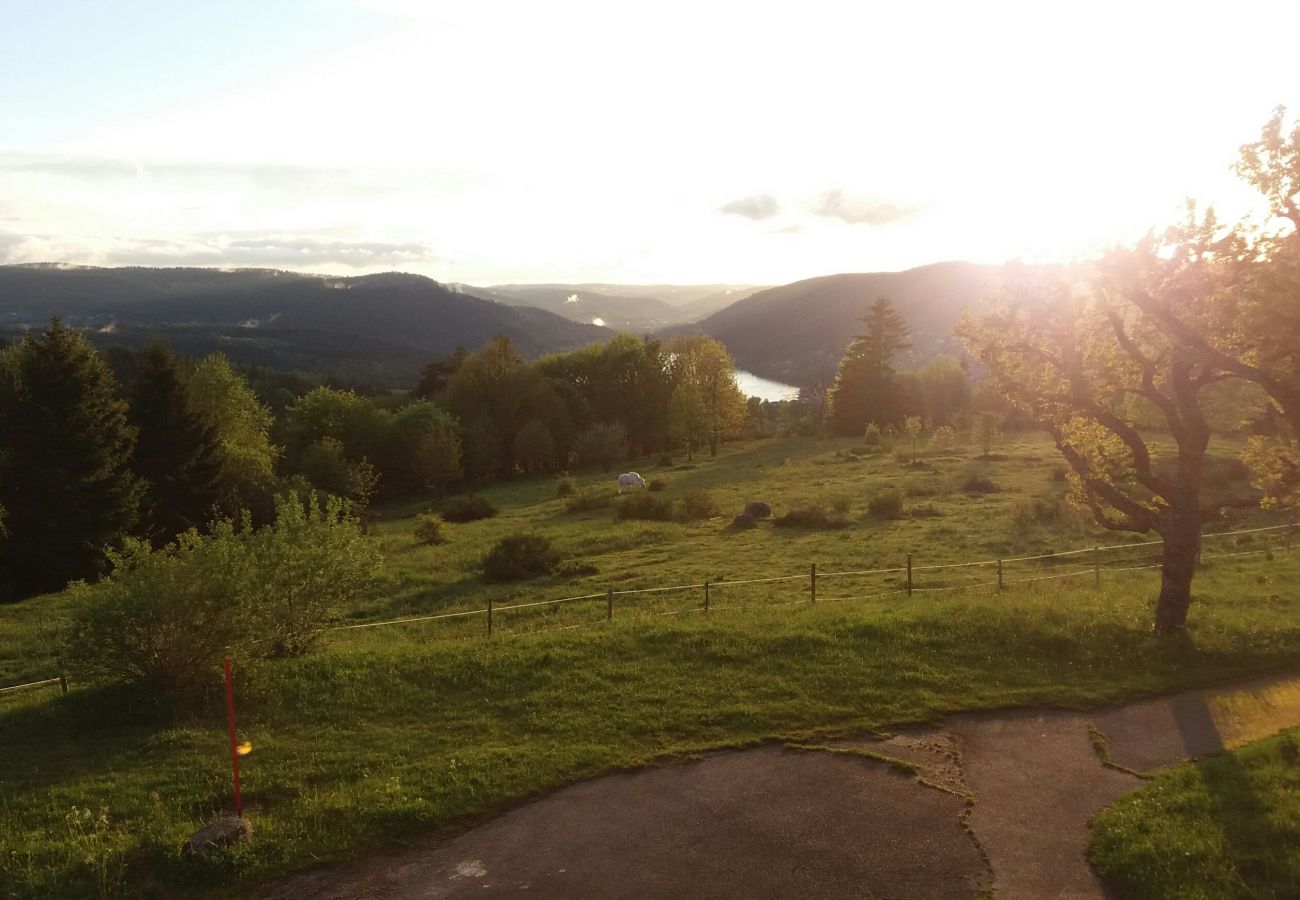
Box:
left=183, top=816, right=252, bottom=859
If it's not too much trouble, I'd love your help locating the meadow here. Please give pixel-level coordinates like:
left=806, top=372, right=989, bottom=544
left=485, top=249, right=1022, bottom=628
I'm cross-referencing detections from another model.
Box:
left=3, top=431, right=1299, bottom=898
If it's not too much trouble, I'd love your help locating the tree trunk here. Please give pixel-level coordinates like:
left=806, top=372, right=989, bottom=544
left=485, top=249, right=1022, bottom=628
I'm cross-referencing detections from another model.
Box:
left=1153, top=512, right=1201, bottom=635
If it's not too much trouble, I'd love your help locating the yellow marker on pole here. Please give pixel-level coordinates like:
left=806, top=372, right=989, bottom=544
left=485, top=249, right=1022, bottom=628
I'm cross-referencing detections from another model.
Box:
left=237, top=740, right=253, bottom=756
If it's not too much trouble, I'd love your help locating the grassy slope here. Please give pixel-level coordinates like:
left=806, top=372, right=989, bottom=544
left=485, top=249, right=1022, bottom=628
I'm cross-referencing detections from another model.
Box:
left=1090, top=727, right=1300, bottom=899
left=2, top=433, right=1297, bottom=898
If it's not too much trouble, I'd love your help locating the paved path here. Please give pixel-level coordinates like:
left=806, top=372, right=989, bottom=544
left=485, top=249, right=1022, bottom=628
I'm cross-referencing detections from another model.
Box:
left=269, top=671, right=1300, bottom=899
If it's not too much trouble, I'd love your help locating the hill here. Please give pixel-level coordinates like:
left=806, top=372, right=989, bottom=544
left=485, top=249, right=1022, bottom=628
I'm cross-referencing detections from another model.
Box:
left=460, top=282, right=769, bottom=330
left=685, top=262, right=999, bottom=384
left=0, top=265, right=607, bottom=385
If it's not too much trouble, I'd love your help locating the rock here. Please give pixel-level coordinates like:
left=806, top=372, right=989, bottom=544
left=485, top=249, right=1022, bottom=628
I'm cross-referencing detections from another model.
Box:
left=743, top=501, right=772, bottom=519
left=183, top=816, right=252, bottom=859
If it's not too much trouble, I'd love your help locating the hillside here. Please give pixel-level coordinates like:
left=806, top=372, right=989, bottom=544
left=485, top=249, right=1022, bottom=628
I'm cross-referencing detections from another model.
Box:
left=457, top=282, right=769, bottom=330
left=687, top=262, right=999, bottom=384
left=0, top=265, right=608, bottom=384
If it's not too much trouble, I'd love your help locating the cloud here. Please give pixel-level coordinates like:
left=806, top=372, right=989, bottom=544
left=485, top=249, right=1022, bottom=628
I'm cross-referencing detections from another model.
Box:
left=810, top=189, right=916, bottom=226
left=0, top=231, right=437, bottom=270
left=718, top=194, right=780, bottom=221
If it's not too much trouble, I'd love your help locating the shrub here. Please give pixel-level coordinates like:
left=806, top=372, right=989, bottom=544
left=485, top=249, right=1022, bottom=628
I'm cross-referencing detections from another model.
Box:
left=774, top=506, right=848, bottom=529
left=657, top=454, right=674, bottom=467
left=867, top=490, right=904, bottom=518
left=960, top=471, right=1001, bottom=494
left=648, top=479, right=668, bottom=492
left=731, top=513, right=758, bottom=529
left=555, top=475, right=579, bottom=498
left=904, top=479, right=940, bottom=498
left=928, top=425, right=957, bottom=451
left=413, top=513, right=448, bottom=545
left=564, top=488, right=611, bottom=513
left=1010, top=496, right=1069, bottom=530
left=829, top=494, right=853, bottom=514
left=66, top=493, right=381, bottom=695
left=863, top=422, right=883, bottom=446
left=251, top=493, right=382, bottom=657
left=442, top=495, right=498, bottom=522
left=481, top=533, right=562, bottom=581
left=682, top=490, right=721, bottom=520
left=555, top=559, right=599, bottom=578
left=616, top=493, right=677, bottom=521
left=908, top=503, right=943, bottom=518
left=66, top=523, right=254, bottom=700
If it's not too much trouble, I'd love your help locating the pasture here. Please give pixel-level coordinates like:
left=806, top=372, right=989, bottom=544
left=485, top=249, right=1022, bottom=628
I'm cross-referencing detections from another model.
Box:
left=3, top=432, right=1299, bottom=898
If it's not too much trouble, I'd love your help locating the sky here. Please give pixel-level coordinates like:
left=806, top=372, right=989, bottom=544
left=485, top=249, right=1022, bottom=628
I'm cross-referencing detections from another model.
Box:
left=2, top=0, right=1298, bottom=285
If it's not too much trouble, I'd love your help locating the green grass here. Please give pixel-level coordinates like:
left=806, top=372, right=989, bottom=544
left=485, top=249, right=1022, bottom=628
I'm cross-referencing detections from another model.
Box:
left=1089, top=727, right=1300, bottom=899
left=1, top=432, right=1296, bottom=898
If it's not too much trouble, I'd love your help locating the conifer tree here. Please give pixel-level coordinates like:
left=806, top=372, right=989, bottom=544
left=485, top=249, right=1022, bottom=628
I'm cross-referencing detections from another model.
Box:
left=828, top=296, right=911, bottom=435
left=0, top=319, right=141, bottom=600
left=130, top=345, right=225, bottom=543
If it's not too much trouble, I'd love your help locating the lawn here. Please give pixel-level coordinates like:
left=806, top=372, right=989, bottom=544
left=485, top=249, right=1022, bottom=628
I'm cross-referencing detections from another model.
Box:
left=2, top=432, right=1297, bottom=898
left=1089, top=726, right=1300, bottom=899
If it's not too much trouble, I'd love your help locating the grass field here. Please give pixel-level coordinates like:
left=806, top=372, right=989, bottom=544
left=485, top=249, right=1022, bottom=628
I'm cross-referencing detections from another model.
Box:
left=1089, top=726, right=1300, bottom=898
left=3, top=432, right=1298, bottom=898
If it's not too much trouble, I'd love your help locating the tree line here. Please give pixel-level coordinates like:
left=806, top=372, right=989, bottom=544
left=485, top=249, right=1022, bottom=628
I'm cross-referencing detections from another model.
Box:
left=0, top=326, right=762, bottom=602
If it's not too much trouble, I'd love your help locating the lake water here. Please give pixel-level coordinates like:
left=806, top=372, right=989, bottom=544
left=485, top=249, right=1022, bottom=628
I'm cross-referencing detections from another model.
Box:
left=734, top=369, right=800, bottom=402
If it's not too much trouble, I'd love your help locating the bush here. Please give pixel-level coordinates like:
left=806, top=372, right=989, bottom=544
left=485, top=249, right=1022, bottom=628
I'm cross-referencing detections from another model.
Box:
left=960, top=471, right=1001, bottom=494
left=908, top=503, right=943, bottom=518
left=867, top=490, right=904, bottom=518
left=251, top=494, right=382, bottom=657
left=648, top=479, right=668, bottom=492
left=442, top=495, right=498, bottom=522
left=413, top=513, right=448, bottom=545
left=903, top=479, right=940, bottom=498
left=616, top=493, right=678, bottom=521
left=928, top=425, right=957, bottom=451
left=555, top=559, right=599, bottom=578
left=682, top=490, right=721, bottom=520
left=774, top=506, right=848, bottom=529
left=1010, top=496, right=1069, bottom=530
left=555, top=475, right=579, bottom=498
left=564, top=488, right=611, bottom=513
left=657, top=454, right=674, bottom=467
left=66, top=523, right=254, bottom=700
left=828, top=494, right=853, bottom=514
left=481, top=533, right=562, bottom=581
left=66, top=493, right=381, bottom=695
left=863, top=422, right=883, bottom=446
left=731, top=513, right=758, bottom=529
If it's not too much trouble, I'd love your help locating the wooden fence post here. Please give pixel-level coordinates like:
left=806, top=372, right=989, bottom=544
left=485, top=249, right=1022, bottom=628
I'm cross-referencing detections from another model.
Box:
left=906, top=553, right=913, bottom=596
left=607, top=587, right=614, bottom=621
left=810, top=563, right=817, bottom=603
left=487, top=596, right=493, bottom=637
left=1289, top=523, right=1298, bottom=551
left=997, top=559, right=1003, bottom=592
left=1093, top=547, right=1100, bottom=586
left=59, top=673, right=68, bottom=697
left=704, top=581, right=710, bottom=613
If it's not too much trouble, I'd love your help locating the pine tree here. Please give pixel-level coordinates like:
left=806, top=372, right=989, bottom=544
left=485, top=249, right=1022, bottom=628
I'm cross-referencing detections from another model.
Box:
left=828, top=296, right=912, bottom=435
left=130, top=345, right=225, bottom=543
left=0, top=319, right=141, bottom=600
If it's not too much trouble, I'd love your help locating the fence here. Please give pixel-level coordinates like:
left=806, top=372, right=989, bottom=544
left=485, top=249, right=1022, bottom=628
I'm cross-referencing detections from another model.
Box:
left=4, top=521, right=1297, bottom=697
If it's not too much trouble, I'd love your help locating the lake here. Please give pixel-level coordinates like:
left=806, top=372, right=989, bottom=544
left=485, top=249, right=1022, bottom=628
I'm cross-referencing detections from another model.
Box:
left=734, top=370, right=801, bottom=402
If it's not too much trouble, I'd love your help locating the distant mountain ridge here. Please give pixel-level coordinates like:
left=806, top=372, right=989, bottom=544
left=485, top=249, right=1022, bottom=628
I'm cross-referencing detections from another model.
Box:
left=0, top=265, right=607, bottom=384
left=683, top=262, right=1000, bottom=385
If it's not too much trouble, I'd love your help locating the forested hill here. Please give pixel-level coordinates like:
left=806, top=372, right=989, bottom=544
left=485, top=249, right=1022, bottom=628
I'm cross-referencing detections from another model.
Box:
left=687, top=261, right=999, bottom=384
left=0, top=265, right=608, bottom=384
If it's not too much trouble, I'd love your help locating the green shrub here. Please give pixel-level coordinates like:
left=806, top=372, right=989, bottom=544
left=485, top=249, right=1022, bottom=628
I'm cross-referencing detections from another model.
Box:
left=251, top=494, right=382, bottom=657
left=555, top=475, right=579, bottom=498
left=731, top=513, right=758, bottom=529
left=413, top=513, right=448, bottom=545
left=564, top=488, right=611, bottom=513
left=682, top=490, right=720, bottom=520
left=481, top=533, right=562, bottom=581
left=616, top=493, right=677, bottom=521
left=1010, top=496, right=1069, bottom=530
left=66, top=493, right=381, bottom=695
left=959, top=471, right=1000, bottom=494
left=442, top=495, right=498, bottom=522
left=774, top=506, right=848, bottom=529
left=867, top=490, right=904, bottom=518
left=66, top=523, right=254, bottom=699
left=863, top=422, right=883, bottom=446
left=648, top=479, right=668, bottom=492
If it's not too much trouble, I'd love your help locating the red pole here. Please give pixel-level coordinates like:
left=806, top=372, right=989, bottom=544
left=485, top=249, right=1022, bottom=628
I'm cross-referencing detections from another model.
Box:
left=224, top=657, right=244, bottom=818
